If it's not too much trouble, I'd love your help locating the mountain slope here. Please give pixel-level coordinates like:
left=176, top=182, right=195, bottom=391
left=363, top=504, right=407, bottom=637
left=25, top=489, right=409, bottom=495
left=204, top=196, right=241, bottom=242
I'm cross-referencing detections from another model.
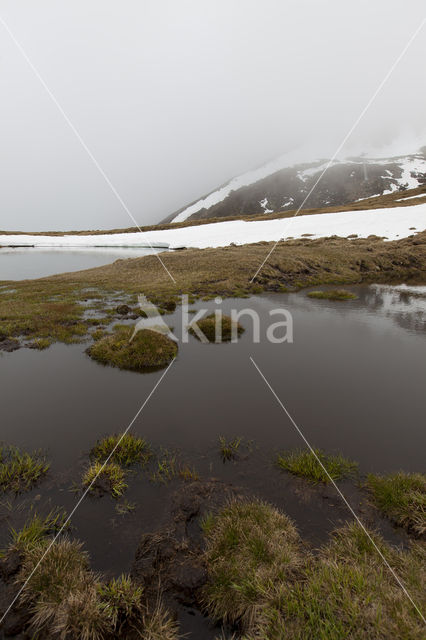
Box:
left=166, top=148, right=426, bottom=224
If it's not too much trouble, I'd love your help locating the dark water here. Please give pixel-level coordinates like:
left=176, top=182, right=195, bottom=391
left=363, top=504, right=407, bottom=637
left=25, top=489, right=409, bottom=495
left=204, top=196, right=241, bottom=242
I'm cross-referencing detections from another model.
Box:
left=0, top=247, right=167, bottom=280
left=0, top=284, right=425, bottom=637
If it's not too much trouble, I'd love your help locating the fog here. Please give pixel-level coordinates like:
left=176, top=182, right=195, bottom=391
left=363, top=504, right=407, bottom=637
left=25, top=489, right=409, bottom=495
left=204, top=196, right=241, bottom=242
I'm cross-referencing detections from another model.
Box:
left=0, top=0, right=425, bottom=231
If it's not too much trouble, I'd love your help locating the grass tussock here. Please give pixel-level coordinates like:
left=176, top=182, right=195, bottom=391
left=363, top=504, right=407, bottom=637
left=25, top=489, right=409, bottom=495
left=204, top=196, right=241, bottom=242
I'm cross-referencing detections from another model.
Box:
left=82, top=462, right=127, bottom=498
left=148, top=448, right=200, bottom=484
left=219, top=436, right=243, bottom=462
left=0, top=445, right=49, bottom=492
left=9, top=509, right=68, bottom=553
left=366, top=471, right=426, bottom=536
left=189, top=313, right=244, bottom=342
left=307, top=288, right=357, bottom=300
left=203, top=502, right=426, bottom=639
left=14, top=537, right=179, bottom=639
left=202, top=500, right=303, bottom=627
left=91, top=433, right=151, bottom=467
left=87, top=326, right=177, bottom=371
left=29, top=337, right=52, bottom=350
left=97, top=574, right=144, bottom=632
left=277, top=448, right=358, bottom=483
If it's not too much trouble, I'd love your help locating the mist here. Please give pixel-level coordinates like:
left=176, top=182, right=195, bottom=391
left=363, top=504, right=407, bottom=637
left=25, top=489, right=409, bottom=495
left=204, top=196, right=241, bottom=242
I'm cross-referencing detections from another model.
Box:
left=0, top=0, right=425, bottom=231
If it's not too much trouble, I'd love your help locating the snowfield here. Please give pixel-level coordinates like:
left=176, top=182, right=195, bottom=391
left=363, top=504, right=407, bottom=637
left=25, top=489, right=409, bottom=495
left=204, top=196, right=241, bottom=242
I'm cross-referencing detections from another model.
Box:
left=1, top=204, right=425, bottom=252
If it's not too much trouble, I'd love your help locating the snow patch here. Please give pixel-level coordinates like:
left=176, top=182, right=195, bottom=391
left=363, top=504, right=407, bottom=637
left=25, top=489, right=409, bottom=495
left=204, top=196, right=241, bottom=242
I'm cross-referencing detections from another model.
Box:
left=2, top=204, right=425, bottom=252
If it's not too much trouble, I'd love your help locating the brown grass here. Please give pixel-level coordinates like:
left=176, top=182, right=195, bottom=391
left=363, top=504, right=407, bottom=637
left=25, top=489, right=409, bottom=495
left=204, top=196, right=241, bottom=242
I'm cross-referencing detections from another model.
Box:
left=1, top=231, right=425, bottom=345
left=87, top=326, right=177, bottom=371
left=203, top=501, right=426, bottom=639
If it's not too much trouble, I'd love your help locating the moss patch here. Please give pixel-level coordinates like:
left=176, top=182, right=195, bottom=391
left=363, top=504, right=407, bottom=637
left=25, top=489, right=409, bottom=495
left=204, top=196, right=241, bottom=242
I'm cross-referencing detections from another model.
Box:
left=189, top=314, right=244, bottom=342
left=366, top=471, right=426, bottom=536
left=277, top=448, right=358, bottom=483
left=307, top=288, right=357, bottom=300
left=87, top=326, right=177, bottom=371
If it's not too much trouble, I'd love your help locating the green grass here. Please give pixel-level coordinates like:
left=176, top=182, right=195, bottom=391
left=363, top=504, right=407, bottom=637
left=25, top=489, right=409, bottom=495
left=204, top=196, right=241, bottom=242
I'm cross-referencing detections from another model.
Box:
left=12, top=531, right=179, bottom=639
left=91, top=433, right=151, bottom=467
left=29, top=337, right=52, bottom=350
left=82, top=462, right=127, bottom=498
left=366, top=472, right=426, bottom=536
left=202, top=500, right=303, bottom=627
left=87, top=325, right=177, bottom=371
left=189, top=314, right=245, bottom=342
left=0, top=445, right=49, bottom=492
left=8, top=509, right=67, bottom=554
left=218, top=436, right=243, bottom=462
left=149, top=449, right=179, bottom=484
left=307, top=289, right=357, bottom=300
left=277, top=448, right=358, bottom=483
left=178, top=463, right=200, bottom=481
left=203, top=501, right=426, bottom=639
left=148, top=449, right=199, bottom=484
left=115, top=499, right=136, bottom=515
left=97, top=574, right=144, bottom=632
left=4, top=512, right=179, bottom=639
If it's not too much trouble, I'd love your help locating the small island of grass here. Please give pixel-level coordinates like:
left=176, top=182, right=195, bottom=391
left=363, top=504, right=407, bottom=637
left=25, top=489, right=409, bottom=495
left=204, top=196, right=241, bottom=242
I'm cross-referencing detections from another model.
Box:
left=87, top=326, right=177, bottom=371
left=277, top=448, right=358, bottom=483
left=189, top=314, right=244, bottom=342
left=0, top=445, right=49, bottom=493
left=307, top=289, right=357, bottom=300
left=91, top=433, right=151, bottom=467
left=366, top=471, right=426, bottom=536
left=82, top=461, right=127, bottom=498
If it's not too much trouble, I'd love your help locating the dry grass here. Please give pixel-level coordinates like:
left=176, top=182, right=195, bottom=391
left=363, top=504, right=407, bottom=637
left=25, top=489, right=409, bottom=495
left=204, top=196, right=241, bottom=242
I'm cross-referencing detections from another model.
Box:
left=203, top=501, right=426, bottom=639
left=1, top=232, right=425, bottom=346
left=11, top=530, right=179, bottom=639
left=202, top=499, right=303, bottom=627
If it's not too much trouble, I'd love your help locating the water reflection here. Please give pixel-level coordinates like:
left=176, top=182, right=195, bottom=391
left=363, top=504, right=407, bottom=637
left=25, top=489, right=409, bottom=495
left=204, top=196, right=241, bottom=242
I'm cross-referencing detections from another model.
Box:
left=362, top=284, right=426, bottom=333
left=0, top=246, right=167, bottom=280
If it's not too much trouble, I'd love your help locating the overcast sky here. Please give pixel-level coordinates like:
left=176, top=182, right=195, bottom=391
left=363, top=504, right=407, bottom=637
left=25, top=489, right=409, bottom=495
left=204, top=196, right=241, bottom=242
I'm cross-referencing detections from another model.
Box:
left=0, top=1, right=425, bottom=231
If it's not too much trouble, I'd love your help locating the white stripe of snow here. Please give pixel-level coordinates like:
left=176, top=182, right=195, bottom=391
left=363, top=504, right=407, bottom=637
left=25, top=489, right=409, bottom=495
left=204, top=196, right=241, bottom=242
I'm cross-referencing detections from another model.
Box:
left=1, top=204, right=425, bottom=252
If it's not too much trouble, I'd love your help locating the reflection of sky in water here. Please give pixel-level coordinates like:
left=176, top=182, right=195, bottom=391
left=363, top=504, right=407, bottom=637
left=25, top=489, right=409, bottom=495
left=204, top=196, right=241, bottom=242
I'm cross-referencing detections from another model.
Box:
left=271, top=284, right=426, bottom=337
left=364, top=285, right=426, bottom=334
left=0, top=246, right=167, bottom=280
